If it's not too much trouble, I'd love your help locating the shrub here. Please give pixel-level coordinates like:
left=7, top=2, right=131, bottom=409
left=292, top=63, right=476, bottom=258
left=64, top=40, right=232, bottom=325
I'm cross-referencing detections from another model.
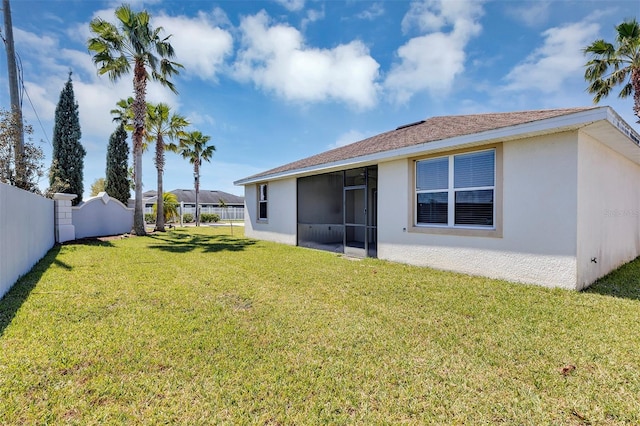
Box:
left=201, top=213, right=220, bottom=223
left=183, top=213, right=194, bottom=223
left=144, top=213, right=155, bottom=223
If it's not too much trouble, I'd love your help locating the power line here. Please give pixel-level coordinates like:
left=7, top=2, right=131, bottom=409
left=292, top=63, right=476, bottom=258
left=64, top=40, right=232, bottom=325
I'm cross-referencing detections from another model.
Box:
left=22, top=79, right=51, bottom=147
left=1, top=26, right=51, bottom=146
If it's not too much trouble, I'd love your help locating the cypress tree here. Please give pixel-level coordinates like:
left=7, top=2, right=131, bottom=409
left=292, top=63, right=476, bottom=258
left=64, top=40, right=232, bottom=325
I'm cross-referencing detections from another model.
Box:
left=49, top=72, right=85, bottom=205
left=105, top=123, right=130, bottom=205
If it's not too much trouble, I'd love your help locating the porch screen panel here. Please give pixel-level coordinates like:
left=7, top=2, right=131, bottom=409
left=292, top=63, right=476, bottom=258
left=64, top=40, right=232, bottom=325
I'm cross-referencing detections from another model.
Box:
left=298, top=172, right=344, bottom=252
left=298, top=172, right=343, bottom=224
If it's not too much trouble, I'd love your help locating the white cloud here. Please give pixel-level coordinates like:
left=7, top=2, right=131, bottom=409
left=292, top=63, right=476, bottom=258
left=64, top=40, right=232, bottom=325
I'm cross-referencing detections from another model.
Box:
left=233, top=11, right=380, bottom=109
left=14, top=20, right=184, bottom=197
left=400, top=0, right=483, bottom=35
left=187, top=111, right=217, bottom=127
left=275, top=0, right=305, bottom=12
left=385, top=0, right=484, bottom=104
left=506, top=1, right=551, bottom=28
left=357, top=3, right=385, bottom=21
left=504, top=21, right=600, bottom=94
left=301, top=7, right=325, bottom=30
left=329, top=130, right=369, bottom=149
left=154, top=11, right=233, bottom=81
left=14, top=28, right=61, bottom=72
left=106, top=0, right=161, bottom=7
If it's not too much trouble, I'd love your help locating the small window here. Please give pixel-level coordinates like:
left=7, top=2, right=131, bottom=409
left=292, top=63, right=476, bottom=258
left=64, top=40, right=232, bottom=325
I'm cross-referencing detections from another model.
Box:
left=416, top=149, right=495, bottom=228
left=258, top=183, right=268, bottom=220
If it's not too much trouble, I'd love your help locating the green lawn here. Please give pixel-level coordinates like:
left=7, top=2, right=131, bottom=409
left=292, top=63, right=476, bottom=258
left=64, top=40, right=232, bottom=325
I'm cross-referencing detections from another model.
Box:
left=1, top=227, right=639, bottom=424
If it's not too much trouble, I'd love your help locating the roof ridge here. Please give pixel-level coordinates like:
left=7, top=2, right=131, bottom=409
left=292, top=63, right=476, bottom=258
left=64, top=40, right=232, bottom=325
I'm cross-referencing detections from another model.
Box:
left=427, top=106, right=599, bottom=121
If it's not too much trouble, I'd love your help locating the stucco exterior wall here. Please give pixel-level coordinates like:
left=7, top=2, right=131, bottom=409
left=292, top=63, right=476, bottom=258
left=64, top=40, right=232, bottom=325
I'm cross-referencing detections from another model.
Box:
left=377, top=133, right=580, bottom=289
left=72, top=192, right=134, bottom=239
left=244, top=178, right=297, bottom=245
left=0, top=183, right=55, bottom=299
left=576, top=132, right=640, bottom=289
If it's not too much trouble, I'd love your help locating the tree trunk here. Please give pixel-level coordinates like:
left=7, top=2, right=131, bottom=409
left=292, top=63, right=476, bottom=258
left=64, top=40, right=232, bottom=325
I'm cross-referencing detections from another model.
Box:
left=195, top=161, right=200, bottom=227
left=155, top=134, right=165, bottom=232
left=632, top=67, right=640, bottom=123
left=156, top=166, right=165, bottom=231
left=133, top=148, right=144, bottom=235
left=132, top=59, right=147, bottom=236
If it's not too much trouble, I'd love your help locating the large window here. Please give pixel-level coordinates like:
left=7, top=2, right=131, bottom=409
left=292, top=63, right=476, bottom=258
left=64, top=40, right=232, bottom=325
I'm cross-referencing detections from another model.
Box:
left=258, top=183, right=268, bottom=220
left=416, top=149, right=495, bottom=227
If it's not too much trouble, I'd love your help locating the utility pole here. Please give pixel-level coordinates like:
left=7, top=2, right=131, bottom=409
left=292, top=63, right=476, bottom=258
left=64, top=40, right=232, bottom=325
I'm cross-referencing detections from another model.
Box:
left=2, top=0, right=25, bottom=184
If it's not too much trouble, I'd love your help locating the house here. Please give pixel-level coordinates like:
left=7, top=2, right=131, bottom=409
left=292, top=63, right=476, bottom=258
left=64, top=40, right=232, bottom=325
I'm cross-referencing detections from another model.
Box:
left=234, top=106, right=640, bottom=290
left=170, top=189, right=244, bottom=209
left=135, top=189, right=245, bottom=220
left=138, top=189, right=244, bottom=211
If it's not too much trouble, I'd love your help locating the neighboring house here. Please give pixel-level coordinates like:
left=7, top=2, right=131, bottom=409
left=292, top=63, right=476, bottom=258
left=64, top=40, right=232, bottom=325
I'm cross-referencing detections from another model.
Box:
left=234, top=106, right=640, bottom=290
left=170, top=189, right=244, bottom=209
left=136, top=189, right=244, bottom=211
left=134, top=189, right=245, bottom=221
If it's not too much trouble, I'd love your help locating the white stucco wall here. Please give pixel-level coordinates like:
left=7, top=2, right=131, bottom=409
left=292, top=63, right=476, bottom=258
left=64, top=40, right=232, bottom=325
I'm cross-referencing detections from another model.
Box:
left=377, top=133, right=580, bottom=289
left=244, top=178, right=297, bottom=245
left=72, top=192, right=134, bottom=239
left=576, top=132, right=640, bottom=289
left=0, top=183, right=55, bottom=299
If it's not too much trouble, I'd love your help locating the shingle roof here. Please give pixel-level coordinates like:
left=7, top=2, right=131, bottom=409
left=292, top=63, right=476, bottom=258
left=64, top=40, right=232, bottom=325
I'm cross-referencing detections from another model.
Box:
left=239, top=107, right=599, bottom=182
left=171, top=189, right=244, bottom=205
left=139, top=189, right=244, bottom=205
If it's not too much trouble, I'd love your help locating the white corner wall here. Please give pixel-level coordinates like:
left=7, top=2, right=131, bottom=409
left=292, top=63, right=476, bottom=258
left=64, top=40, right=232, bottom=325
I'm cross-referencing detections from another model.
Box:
left=576, top=132, right=640, bottom=289
left=243, top=178, right=297, bottom=245
left=377, top=133, right=580, bottom=289
left=72, top=192, right=134, bottom=239
left=0, top=183, right=55, bottom=299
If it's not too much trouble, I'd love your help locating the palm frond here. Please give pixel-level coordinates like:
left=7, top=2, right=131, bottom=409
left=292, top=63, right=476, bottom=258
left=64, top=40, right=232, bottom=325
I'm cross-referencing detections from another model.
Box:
left=583, top=39, right=615, bottom=56
left=617, top=19, right=640, bottom=42
left=583, top=18, right=640, bottom=112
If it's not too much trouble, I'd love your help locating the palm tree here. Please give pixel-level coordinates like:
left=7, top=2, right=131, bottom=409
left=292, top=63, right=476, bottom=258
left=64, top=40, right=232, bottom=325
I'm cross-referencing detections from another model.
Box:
left=88, top=4, right=182, bottom=235
left=111, top=97, right=150, bottom=165
left=584, top=18, right=640, bottom=122
left=146, top=102, right=188, bottom=231
left=178, top=131, right=215, bottom=227
left=152, top=192, right=179, bottom=224
left=110, top=97, right=135, bottom=128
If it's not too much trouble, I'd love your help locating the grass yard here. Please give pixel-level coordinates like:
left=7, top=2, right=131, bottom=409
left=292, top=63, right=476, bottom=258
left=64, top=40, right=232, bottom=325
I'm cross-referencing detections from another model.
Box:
left=1, top=227, right=639, bottom=424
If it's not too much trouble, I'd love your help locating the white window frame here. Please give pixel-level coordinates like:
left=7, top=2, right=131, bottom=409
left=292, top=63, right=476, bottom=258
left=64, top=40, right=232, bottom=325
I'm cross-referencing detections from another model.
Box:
left=258, top=183, right=268, bottom=221
left=415, top=148, right=496, bottom=229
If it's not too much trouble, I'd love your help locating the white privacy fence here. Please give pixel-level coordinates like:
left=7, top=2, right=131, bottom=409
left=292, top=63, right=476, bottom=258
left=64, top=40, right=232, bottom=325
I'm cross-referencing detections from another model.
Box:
left=0, top=183, right=55, bottom=300
left=0, top=188, right=134, bottom=300
left=1, top=185, right=243, bottom=300
left=144, top=205, right=245, bottom=221
left=72, top=192, right=134, bottom=239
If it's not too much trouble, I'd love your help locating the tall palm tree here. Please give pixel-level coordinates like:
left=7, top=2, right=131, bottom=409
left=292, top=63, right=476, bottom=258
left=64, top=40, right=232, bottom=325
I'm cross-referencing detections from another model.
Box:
left=88, top=4, right=182, bottom=235
left=178, top=131, right=215, bottom=227
left=584, top=18, right=640, bottom=122
left=146, top=102, right=189, bottom=231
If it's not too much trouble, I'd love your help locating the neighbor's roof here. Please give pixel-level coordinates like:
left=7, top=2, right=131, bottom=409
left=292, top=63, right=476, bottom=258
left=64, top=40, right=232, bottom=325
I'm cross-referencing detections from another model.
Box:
left=171, top=189, right=244, bottom=205
left=140, top=189, right=244, bottom=205
left=235, top=107, right=610, bottom=185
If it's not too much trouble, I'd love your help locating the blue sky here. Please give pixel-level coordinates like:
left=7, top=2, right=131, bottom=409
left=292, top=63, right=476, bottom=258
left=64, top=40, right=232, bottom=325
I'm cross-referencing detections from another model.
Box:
left=1, top=0, right=638, bottom=198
